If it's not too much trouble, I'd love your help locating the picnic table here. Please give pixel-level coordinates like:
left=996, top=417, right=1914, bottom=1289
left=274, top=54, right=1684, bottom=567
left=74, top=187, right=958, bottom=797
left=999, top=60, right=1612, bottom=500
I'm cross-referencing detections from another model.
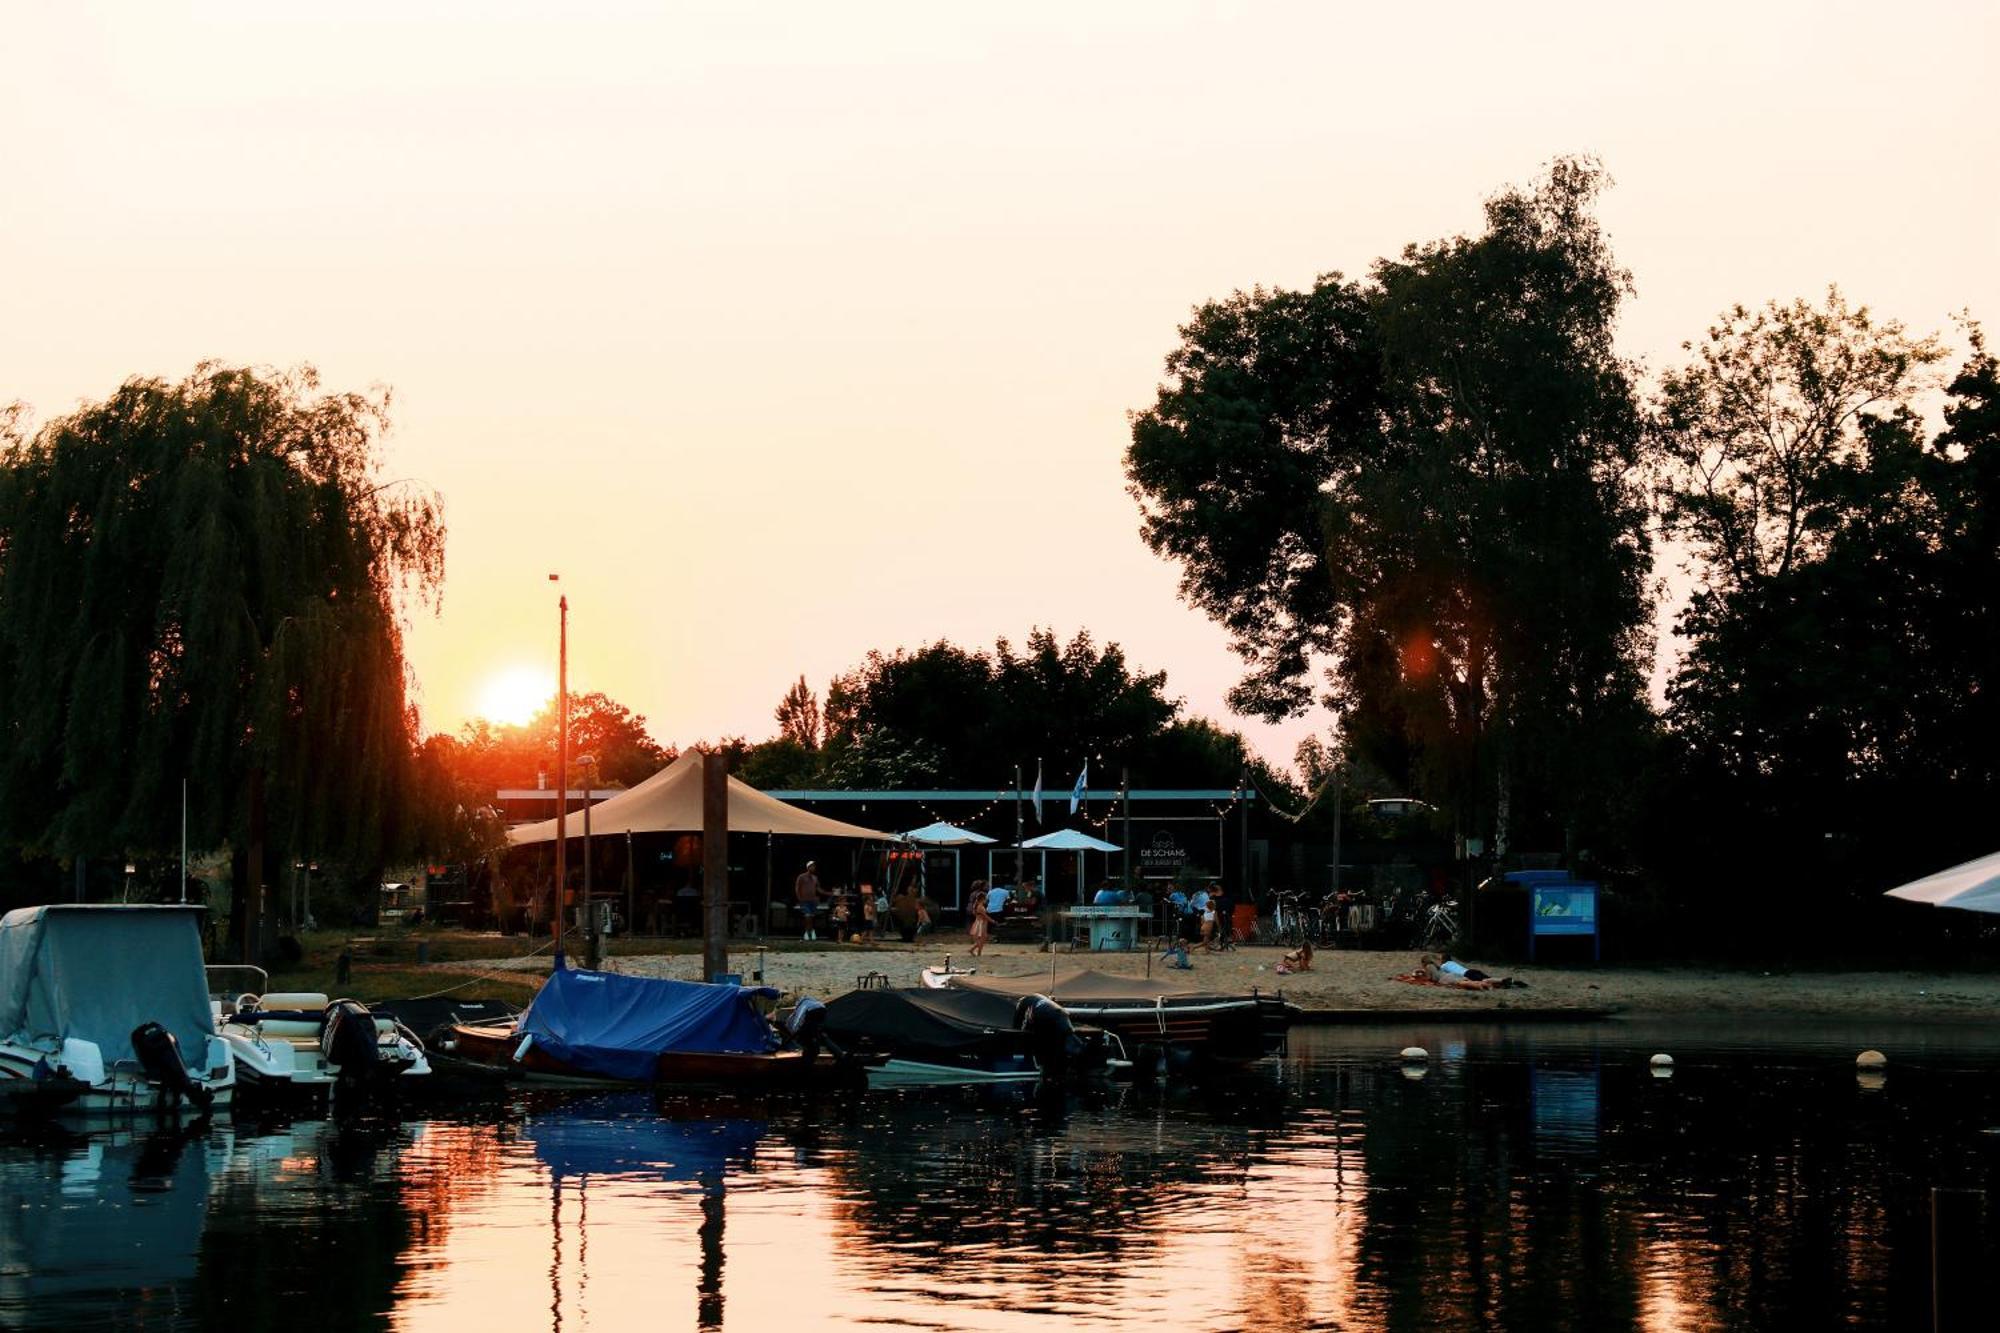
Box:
left=1058, top=906, right=1147, bottom=952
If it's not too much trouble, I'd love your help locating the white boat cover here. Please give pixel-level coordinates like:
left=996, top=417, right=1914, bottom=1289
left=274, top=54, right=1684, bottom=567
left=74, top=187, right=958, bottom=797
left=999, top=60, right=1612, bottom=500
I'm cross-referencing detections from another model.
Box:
left=0, top=905, right=214, bottom=1068
left=507, top=749, right=890, bottom=845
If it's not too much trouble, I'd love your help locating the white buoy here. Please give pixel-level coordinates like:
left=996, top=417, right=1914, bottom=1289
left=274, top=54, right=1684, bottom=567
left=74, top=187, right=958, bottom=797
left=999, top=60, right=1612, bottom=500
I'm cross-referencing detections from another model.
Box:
left=1399, top=1046, right=1429, bottom=1062
left=1856, top=1050, right=1887, bottom=1069
left=1649, top=1053, right=1674, bottom=1068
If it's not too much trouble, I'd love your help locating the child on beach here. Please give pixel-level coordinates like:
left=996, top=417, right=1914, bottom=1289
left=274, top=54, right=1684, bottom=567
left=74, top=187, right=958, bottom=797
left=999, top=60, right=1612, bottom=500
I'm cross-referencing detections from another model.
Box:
left=969, top=894, right=993, bottom=957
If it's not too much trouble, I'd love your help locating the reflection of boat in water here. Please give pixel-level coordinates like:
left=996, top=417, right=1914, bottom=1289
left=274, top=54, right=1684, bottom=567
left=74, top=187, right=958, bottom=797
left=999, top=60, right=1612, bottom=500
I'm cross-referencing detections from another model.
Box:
left=438, top=968, right=862, bottom=1090
left=823, top=987, right=1124, bottom=1088
left=925, top=967, right=1297, bottom=1068
left=209, top=967, right=431, bottom=1097
left=0, top=906, right=235, bottom=1116
left=0, top=1122, right=225, bottom=1316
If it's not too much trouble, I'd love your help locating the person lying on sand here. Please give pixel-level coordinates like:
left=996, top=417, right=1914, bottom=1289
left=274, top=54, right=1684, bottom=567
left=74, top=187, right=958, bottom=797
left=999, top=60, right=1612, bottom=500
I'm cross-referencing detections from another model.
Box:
left=1277, top=939, right=1313, bottom=975
left=1419, top=953, right=1526, bottom=990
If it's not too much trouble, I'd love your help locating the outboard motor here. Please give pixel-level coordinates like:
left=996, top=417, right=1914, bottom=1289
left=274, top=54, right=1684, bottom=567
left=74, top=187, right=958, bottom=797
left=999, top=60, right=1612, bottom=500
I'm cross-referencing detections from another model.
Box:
left=130, top=1022, right=214, bottom=1114
left=1015, top=994, right=1081, bottom=1079
left=321, top=999, right=381, bottom=1081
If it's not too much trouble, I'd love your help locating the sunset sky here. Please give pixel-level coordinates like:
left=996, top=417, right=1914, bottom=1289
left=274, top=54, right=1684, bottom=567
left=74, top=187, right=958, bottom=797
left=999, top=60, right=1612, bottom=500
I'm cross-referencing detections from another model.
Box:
left=5, top=3, right=1994, bottom=770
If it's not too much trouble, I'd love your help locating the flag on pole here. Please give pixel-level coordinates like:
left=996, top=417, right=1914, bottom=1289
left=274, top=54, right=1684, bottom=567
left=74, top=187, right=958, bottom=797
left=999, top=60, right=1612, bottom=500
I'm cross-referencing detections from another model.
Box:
left=1069, top=763, right=1088, bottom=815
left=1032, top=759, right=1044, bottom=824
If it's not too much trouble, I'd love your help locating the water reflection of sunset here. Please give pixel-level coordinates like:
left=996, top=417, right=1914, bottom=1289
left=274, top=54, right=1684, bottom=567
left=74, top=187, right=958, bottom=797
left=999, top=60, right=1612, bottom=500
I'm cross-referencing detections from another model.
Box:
left=10, top=1025, right=1992, bottom=1330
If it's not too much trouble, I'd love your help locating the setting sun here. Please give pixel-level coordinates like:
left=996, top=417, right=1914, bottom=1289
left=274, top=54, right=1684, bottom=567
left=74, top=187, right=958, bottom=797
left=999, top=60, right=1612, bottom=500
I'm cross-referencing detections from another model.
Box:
left=473, top=664, right=553, bottom=727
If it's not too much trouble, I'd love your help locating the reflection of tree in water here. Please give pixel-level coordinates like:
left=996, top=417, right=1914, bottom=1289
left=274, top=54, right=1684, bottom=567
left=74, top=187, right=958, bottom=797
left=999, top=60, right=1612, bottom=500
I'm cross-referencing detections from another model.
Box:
left=1322, top=1035, right=2000, bottom=1330
left=191, top=1108, right=506, bottom=1330
left=1598, top=1058, right=2000, bottom=1329
left=822, top=1079, right=1293, bottom=1304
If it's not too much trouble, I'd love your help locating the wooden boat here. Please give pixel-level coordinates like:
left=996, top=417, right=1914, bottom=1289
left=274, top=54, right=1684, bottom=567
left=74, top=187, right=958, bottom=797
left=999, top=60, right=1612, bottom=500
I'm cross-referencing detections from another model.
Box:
left=441, top=1019, right=825, bottom=1088
left=435, top=967, right=869, bottom=1090
left=930, top=967, right=1297, bottom=1066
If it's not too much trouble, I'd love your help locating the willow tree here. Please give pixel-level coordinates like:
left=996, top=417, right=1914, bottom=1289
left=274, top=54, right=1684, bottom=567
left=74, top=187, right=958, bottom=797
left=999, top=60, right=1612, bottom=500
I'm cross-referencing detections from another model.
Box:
left=0, top=364, right=444, bottom=949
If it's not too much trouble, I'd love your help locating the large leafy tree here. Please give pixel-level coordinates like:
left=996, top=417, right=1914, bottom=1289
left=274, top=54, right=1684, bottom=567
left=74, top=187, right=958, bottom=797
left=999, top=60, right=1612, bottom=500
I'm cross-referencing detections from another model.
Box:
left=1127, top=159, right=1654, bottom=855
left=0, top=365, right=446, bottom=935
left=1654, top=288, right=1947, bottom=594
left=1657, top=315, right=1994, bottom=904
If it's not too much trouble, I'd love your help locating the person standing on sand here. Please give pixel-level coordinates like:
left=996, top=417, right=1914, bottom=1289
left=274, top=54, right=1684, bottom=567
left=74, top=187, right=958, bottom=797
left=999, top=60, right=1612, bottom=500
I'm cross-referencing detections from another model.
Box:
left=969, top=893, right=993, bottom=957
left=795, top=861, right=822, bottom=941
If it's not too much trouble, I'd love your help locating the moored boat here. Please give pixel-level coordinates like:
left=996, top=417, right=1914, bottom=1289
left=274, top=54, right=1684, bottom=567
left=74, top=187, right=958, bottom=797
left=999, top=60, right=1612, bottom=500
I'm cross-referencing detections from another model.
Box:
left=822, top=986, right=1124, bottom=1088
left=929, top=967, right=1297, bottom=1067
left=209, top=967, right=431, bottom=1097
left=0, top=905, right=235, bottom=1116
left=435, top=967, right=861, bottom=1090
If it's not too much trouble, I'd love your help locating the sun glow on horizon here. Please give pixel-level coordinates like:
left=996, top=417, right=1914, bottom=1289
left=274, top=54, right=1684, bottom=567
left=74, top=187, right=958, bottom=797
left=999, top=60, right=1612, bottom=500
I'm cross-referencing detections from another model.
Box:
left=473, top=665, right=554, bottom=728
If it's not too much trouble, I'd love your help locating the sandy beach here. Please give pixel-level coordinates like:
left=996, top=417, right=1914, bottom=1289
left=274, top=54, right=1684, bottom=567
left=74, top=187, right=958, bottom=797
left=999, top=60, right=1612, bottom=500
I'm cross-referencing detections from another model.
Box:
left=456, top=937, right=2000, bottom=1022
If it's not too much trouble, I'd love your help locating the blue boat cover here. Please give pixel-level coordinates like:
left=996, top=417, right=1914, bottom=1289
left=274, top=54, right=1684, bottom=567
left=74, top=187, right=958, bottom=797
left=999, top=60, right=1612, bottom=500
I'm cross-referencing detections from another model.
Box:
left=519, top=968, right=780, bottom=1082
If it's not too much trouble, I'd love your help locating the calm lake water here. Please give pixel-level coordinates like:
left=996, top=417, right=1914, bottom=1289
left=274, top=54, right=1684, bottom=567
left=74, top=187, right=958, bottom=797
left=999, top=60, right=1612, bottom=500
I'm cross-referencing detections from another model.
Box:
left=4, top=1020, right=1998, bottom=1331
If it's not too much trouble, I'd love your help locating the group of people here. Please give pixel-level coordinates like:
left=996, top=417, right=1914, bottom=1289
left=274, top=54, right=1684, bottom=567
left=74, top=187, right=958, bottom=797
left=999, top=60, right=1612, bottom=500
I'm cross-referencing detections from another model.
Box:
left=792, top=860, right=935, bottom=944
left=965, top=877, right=1041, bottom=956
left=1164, top=881, right=1234, bottom=951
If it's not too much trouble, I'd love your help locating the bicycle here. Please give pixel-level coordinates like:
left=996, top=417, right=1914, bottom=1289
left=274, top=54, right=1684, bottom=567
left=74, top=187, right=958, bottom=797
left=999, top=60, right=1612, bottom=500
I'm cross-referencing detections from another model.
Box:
left=1419, top=896, right=1460, bottom=949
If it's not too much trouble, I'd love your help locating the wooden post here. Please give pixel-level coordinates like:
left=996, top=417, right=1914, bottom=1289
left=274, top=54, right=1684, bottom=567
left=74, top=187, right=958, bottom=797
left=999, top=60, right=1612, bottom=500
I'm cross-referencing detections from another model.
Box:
left=702, top=750, right=729, bottom=982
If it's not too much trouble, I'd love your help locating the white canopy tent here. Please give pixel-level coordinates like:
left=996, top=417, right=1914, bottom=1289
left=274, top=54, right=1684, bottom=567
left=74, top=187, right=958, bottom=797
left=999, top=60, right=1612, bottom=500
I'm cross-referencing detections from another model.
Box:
left=1883, top=850, right=2000, bottom=915
left=1002, top=828, right=1125, bottom=904
left=902, top=821, right=997, bottom=847
left=506, top=751, right=891, bottom=845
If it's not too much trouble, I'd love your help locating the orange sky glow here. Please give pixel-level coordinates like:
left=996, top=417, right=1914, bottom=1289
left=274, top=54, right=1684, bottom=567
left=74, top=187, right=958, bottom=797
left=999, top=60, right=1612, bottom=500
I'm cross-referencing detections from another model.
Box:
left=5, top=2, right=1994, bottom=769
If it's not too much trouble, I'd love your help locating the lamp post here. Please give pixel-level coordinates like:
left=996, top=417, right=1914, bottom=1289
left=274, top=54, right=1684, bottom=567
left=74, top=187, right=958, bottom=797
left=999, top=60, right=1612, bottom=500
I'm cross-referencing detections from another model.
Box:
left=578, top=753, right=600, bottom=969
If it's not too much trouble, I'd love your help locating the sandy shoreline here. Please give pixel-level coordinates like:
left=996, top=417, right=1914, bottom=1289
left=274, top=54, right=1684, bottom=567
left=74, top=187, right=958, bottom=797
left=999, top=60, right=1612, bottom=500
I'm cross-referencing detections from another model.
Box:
left=454, top=938, right=2000, bottom=1022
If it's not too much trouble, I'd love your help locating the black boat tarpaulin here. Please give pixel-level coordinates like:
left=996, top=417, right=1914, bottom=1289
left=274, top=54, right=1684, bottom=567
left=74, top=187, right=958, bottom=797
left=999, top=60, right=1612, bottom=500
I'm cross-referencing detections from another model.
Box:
left=822, top=987, right=1029, bottom=1054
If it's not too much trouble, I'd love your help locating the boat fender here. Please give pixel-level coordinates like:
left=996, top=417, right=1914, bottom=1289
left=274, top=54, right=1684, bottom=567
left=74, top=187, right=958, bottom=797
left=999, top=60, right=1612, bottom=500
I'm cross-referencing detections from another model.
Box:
left=321, top=999, right=381, bottom=1077
left=130, top=1022, right=214, bottom=1113
left=1016, top=995, right=1078, bottom=1078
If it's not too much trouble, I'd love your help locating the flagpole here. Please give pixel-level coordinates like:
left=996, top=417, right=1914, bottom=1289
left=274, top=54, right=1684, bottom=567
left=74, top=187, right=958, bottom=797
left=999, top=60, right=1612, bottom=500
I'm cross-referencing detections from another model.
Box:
left=1013, top=765, right=1023, bottom=886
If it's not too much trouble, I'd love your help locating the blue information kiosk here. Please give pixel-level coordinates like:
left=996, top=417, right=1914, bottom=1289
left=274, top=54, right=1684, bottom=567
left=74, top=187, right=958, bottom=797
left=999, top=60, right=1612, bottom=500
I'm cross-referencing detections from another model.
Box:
left=1503, top=870, right=1601, bottom=962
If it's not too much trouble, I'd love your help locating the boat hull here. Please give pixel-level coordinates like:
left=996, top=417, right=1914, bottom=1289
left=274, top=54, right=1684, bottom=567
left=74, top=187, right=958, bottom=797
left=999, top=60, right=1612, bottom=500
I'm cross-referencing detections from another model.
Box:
left=441, top=1022, right=836, bottom=1090
left=0, top=1045, right=235, bottom=1117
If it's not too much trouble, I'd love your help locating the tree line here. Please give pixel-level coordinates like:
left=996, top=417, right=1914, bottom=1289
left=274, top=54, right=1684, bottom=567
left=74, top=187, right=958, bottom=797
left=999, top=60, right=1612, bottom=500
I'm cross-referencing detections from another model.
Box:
left=1125, top=156, right=1996, bottom=950
left=2, top=156, right=1987, bottom=957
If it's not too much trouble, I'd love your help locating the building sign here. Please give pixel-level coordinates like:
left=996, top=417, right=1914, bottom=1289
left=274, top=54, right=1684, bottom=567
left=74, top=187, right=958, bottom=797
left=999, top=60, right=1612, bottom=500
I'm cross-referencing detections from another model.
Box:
left=1136, top=825, right=1192, bottom=879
